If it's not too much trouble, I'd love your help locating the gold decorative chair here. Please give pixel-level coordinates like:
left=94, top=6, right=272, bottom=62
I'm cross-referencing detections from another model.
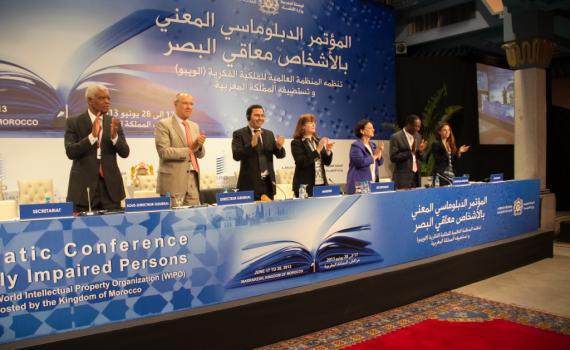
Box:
left=17, top=179, right=54, bottom=204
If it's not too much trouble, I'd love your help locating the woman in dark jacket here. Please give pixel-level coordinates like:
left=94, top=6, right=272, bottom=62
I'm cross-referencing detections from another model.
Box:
left=291, top=114, right=334, bottom=197
left=431, top=122, right=469, bottom=185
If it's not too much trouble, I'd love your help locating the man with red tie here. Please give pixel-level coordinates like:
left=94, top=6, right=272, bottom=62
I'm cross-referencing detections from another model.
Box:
left=155, top=92, right=206, bottom=206
left=64, top=84, right=130, bottom=212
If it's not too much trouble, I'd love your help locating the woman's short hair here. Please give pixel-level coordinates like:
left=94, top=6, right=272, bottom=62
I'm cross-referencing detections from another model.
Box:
left=354, top=118, right=372, bottom=138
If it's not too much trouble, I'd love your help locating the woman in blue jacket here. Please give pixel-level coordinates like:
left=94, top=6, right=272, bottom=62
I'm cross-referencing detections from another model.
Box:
left=346, top=119, right=384, bottom=194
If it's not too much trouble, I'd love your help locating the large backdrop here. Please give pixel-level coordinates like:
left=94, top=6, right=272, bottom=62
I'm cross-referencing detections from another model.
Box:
left=0, top=0, right=396, bottom=195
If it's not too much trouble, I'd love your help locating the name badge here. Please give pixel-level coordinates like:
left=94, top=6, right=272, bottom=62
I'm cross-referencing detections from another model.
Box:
left=216, top=191, right=255, bottom=205
left=453, top=175, right=470, bottom=186
left=370, top=182, right=395, bottom=193
left=490, top=173, right=504, bottom=182
left=125, top=197, right=171, bottom=213
left=313, top=185, right=341, bottom=197
left=19, top=202, right=74, bottom=221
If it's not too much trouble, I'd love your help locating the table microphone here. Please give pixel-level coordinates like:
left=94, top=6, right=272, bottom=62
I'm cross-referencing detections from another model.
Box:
left=434, top=173, right=453, bottom=185
left=328, top=178, right=345, bottom=195
left=86, top=187, right=94, bottom=215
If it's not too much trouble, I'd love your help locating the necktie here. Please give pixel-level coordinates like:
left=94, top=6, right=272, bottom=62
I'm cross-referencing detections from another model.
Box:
left=95, top=115, right=103, bottom=177
left=255, top=130, right=268, bottom=174
left=183, top=120, right=200, bottom=172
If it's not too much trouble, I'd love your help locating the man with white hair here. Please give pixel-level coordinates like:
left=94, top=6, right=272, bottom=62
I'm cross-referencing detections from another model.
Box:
left=155, top=92, right=206, bottom=206
left=64, top=84, right=130, bottom=212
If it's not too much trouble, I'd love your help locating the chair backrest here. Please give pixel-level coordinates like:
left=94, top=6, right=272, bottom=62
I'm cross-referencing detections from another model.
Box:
left=200, top=173, right=218, bottom=190
left=276, top=168, right=294, bottom=184
left=0, top=200, right=18, bottom=220
left=17, top=179, right=54, bottom=204
left=137, top=175, right=157, bottom=191
left=132, top=190, right=160, bottom=198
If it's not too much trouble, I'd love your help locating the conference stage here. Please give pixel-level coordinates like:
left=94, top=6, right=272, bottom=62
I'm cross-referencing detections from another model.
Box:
left=0, top=179, right=551, bottom=348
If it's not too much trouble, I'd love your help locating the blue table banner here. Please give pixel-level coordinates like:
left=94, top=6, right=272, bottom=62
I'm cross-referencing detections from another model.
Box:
left=453, top=175, right=470, bottom=186
left=313, top=185, right=341, bottom=197
left=490, top=173, right=504, bottom=182
left=216, top=191, right=255, bottom=205
left=370, top=182, right=395, bottom=193
left=125, top=197, right=171, bottom=213
left=0, top=180, right=539, bottom=345
left=18, top=202, right=74, bottom=220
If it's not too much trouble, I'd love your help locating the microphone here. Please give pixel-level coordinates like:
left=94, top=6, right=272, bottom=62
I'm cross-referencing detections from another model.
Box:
left=434, top=172, right=453, bottom=185
left=328, top=178, right=345, bottom=195
left=86, top=187, right=94, bottom=215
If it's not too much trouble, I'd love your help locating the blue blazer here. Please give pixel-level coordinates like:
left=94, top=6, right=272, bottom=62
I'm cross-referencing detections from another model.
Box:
left=346, top=140, right=384, bottom=194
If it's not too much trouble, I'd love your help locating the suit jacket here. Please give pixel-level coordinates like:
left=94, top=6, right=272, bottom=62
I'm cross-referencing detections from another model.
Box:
left=155, top=116, right=205, bottom=195
left=431, top=140, right=458, bottom=177
left=64, top=111, right=130, bottom=207
left=232, top=126, right=286, bottom=197
left=389, top=129, right=426, bottom=189
left=291, top=137, right=333, bottom=197
left=346, top=140, right=384, bottom=194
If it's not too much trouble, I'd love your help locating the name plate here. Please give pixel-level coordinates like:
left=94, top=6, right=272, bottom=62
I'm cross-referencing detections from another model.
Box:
left=216, top=191, right=254, bottom=205
left=490, top=173, right=504, bottom=182
left=19, top=202, right=74, bottom=220
left=453, top=175, right=470, bottom=186
left=313, top=185, right=341, bottom=197
left=370, top=182, right=395, bottom=193
left=125, top=197, right=171, bottom=213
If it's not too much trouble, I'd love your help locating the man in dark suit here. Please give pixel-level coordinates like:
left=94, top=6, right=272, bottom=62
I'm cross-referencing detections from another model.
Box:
left=64, top=84, right=130, bottom=212
left=232, top=105, right=286, bottom=200
left=389, top=114, right=427, bottom=189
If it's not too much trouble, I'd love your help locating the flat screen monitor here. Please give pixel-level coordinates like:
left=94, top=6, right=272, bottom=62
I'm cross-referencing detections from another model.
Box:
left=476, top=63, right=514, bottom=145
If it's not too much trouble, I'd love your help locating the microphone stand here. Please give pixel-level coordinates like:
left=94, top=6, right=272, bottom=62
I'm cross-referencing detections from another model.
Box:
left=86, top=187, right=95, bottom=215
left=328, top=178, right=345, bottom=195
left=434, top=173, right=453, bottom=186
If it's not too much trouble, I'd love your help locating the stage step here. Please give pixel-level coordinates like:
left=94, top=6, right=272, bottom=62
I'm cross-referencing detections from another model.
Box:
left=558, top=220, right=570, bottom=242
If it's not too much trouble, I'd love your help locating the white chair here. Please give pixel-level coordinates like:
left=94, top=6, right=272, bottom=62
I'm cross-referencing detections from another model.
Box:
left=0, top=200, right=18, bottom=220
left=17, top=179, right=54, bottom=204
left=199, top=173, right=218, bottom=190
left=275, top=168, right=295, bottom=199
left=137, top=175, right=158, bottom=192
left=276, top=168, right=295, bottom=185
left=275, top=184, right=294, bottom=200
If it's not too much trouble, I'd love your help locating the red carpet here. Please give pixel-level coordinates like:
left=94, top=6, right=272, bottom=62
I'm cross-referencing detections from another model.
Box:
left=345, top=319, right=570, bottom=350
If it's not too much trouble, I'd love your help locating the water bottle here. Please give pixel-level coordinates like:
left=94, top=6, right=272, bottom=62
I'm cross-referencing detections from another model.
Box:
left=165, top=192, right=172, bottom=207
left=44, top=192, right=52, bottom=203
left=434, top=176, right=440, bottom=188
left=299, top=184, right=307, bottom=199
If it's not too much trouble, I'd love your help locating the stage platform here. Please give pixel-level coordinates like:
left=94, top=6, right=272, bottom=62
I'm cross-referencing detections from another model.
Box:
left=22, top=230, right=552, bottom=350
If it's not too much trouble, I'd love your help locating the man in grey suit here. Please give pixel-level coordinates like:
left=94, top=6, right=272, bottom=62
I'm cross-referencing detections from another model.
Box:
left=389, top=114, right=427, bottom=189
left=155, top=93, right=206, bottom=205
left=64, top=84, right=130, bottom=212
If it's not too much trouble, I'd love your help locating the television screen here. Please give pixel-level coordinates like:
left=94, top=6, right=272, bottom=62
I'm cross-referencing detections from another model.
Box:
left=476, top=63, right=514, bottom=145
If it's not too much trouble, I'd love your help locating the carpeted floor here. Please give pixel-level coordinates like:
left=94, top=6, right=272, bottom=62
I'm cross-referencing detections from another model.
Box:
left=257, top=291, right=570, bottom=349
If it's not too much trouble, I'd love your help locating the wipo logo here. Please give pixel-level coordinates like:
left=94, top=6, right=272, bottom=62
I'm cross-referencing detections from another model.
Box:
left=513, top=198, right=523, bottom=216
left=259, top=0, right=279, bottom=15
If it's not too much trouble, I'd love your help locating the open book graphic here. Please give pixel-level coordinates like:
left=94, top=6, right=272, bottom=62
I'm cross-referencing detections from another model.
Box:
left=0, top=9, right=180, bottom=133
left=227, top=197, right=383, bottom=288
